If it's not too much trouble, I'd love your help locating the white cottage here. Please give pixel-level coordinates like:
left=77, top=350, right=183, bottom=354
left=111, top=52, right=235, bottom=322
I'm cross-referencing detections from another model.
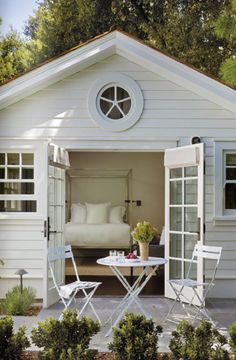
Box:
left=0, top=30, right=236, bottom=307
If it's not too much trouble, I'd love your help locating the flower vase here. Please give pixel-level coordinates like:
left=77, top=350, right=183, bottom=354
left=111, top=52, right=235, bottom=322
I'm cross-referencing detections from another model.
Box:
left=139, top=242, right=149, bottom=261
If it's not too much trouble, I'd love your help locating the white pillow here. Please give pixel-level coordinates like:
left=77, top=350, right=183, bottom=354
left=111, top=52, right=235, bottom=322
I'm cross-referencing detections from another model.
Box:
left=70, top=203, right=86, bottom=224
left=109, top=206, right=126, bottom=224
left=85, top=202, right=110, bottom=224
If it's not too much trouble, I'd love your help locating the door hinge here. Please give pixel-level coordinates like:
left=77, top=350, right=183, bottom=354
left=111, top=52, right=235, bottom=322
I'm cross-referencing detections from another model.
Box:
left=203, top=223, right=206, bottom=234
left=204, top=160, right=206, bottom=175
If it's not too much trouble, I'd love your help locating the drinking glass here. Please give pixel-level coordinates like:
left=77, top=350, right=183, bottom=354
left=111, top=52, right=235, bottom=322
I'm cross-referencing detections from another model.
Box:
left=109, top=250, right=117, bottom=262
left=117, top=250, right=125, bottom=263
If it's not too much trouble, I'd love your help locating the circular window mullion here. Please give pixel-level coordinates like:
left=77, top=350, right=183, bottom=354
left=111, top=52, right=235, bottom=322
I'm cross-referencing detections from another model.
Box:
left=106, top=103, right=115, bottom=117
left=88, top=73, right=144, bottom=131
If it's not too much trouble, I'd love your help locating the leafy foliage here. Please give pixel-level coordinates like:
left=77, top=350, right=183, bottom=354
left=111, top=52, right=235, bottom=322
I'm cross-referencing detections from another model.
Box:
left=0, top=315, right=30, bottom=359
left=31, top=308, right=100, bottom=359
left=0, top=28, right=33, bottom=83
left=215, top=0, right=236, bottom=85
left=228, top=321, right=236, bottom=354
left=3, top=285, right=36, bottom=315
left=131, top=221, right=157, bottom=243
left=169, top=320, right=229, bottom=360
left=108, top=312, right=163, bottom=360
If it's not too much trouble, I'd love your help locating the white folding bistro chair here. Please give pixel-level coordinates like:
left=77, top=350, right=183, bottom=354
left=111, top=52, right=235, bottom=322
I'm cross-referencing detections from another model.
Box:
left=165, top=244, right=222, bottom=325
left=47, top=245, right=102, bottom=324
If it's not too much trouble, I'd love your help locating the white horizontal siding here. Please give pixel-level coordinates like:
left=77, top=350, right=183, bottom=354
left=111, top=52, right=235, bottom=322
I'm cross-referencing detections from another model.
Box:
left=1, top=54, right=236, bottom=141
left=0, top=219, right=44, bottom=298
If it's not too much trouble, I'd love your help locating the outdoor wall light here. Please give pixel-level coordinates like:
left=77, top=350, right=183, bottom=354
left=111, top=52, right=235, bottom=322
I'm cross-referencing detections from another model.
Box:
left=191, top=136, right=201, bottom=144
left=15, top=268, right=28, bottom=293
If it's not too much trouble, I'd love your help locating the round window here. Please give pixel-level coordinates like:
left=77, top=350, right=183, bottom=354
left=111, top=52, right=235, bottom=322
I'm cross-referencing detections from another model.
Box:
left=88, top=74, right=144, bottom=132
left=99, top=85, right=131, bottom=120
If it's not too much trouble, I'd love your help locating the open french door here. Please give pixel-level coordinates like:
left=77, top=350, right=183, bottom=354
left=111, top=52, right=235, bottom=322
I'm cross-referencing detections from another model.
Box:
left=164, top=143, right=204, bottom=305
left=43, top=144, right=69, bottom=308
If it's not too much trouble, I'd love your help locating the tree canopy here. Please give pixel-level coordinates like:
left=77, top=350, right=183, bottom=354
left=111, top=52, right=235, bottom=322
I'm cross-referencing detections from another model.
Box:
left=215, top=0, right=236, bottom=86
left=0, top=0, right=235, bottom=86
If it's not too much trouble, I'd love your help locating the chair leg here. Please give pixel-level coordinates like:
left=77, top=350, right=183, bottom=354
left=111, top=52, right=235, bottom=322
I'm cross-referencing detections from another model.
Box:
left=82, top=287, right=101, bottom=325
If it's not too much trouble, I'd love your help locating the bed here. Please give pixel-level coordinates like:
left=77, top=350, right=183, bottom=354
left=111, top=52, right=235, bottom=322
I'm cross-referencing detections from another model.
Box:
left=65, top=202, right=131, bottom=249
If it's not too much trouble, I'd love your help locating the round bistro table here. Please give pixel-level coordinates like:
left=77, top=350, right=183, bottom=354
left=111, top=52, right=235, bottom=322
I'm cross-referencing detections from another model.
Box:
left=97, top=256, right=168, bottom=336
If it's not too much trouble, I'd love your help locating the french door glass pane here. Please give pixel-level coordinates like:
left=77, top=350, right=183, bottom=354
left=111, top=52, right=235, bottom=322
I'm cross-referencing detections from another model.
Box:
left=170, top=233, right=182, bottom=258
left=184, top=179, right=197, bottom=204
left=184, top=234, right=198, bottom=259
left=170, top=181, right=182, bottom=205
left=170, top=207, right=182, bottom=231
left=184, top=261, right=197, bottom=280
left=170, top=259, right=182, bottom=279
left=184, top=166, right=197, bottom=177
left=184, top=207, right=198, bottom=232
left=170, top=168, right=182, bottom=178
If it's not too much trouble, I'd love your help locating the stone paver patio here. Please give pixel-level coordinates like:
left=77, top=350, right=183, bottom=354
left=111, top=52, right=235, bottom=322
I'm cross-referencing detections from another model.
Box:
left=11, top=296, right=236, bottom=353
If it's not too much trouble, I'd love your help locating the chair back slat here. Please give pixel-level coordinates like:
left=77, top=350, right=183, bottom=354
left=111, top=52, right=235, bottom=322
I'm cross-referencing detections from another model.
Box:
left=47, top=245, right=80, bottom=283
left=48, top=245, right=73, bottom=261
left=193, top=244, right=222, bottom=261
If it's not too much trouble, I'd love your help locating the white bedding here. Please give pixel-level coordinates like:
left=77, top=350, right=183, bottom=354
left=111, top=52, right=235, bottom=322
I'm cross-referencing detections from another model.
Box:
left=65, top=222, right=131, bottom=248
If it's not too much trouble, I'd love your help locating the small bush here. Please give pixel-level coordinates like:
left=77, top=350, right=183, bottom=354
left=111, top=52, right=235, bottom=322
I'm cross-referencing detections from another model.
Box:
left=108, top=312, right=163, bottom=360
left=0, top=315, right=30, bottom=359
left=229, top=322, right=236, bottom=355
left=169, top=320, right=229, bottom=360
left=31, top=308, right=100, bottom=359
left=3, top=285, right=36, bottom=315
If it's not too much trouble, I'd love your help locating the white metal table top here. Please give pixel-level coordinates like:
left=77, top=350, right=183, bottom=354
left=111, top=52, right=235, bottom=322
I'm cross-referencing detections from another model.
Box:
left=97, top=256, right=168, bottom=267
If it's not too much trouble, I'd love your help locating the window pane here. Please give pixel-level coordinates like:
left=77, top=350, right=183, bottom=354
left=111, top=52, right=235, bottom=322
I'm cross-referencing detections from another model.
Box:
left=184, top=207, right=198, bottom=232
left=0, top=200, right=36, bottom=212
left=184, top=261, right=197, bottom=280
left=170, top=181, right=182, bottom=205
left=170, top=233, right=182, bottom=258
left=22, top=153, right=34, bottom=165
left=108, top=106, right=123, bottom=119
left=22, top=168, right=34, bottom=179
left=226, top=154, right=236, bottom=166
left=0, top=182, right=34, bottom=194
left=170, top=168, right=182, bottom=178
left=226, top=168, right=236, bottom=180
left=225, top=183, right=236, bottom=209
left=119, top=99, right=131, bottom=115
left=170, top=207, right=182, bottom=231
left=184, top=234, right=198, bottom=259
left=7, top=153, right=19, bottom=165
left=100, top=99, right=113, bottom=115
left=184, top=179, right=197, bottom=204
left=0, top=168, right=5, bottom=179
left=184, top=166, right=197, bottom=177
left=117, top=87, right=129, bottom=100
left=7, top=168, right=19, bottom=179
left=170, top=259, right=182, bottom=279
left=101, top=87, right=114, bottom=100
left=0, top=153, right=5, bottom=165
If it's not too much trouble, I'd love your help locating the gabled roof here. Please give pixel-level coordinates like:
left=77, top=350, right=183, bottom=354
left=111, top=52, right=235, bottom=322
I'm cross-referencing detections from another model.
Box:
left=0, top=29, right=236, bottom=113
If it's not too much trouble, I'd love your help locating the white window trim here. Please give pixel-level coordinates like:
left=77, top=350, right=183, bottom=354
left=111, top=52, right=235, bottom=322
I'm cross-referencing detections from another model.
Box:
left=214, top=141, right=236, bottom=223
left=88, top=73, right=144, bottom=131
left=0, top=141, right=47, bottom=219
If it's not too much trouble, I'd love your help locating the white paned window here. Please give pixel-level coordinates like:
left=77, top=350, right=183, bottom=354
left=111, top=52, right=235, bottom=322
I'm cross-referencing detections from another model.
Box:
left=88, top=73, right=143, bottom=131
left=224, top=152, right=236, bottom=213
left=214, top=141, right=236, bottom=221
left=0, top=152, right=36, bottom=212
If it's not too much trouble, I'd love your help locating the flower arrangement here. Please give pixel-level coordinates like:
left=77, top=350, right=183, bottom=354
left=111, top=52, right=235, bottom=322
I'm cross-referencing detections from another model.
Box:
left=131, top=221, right=156, bottom=244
